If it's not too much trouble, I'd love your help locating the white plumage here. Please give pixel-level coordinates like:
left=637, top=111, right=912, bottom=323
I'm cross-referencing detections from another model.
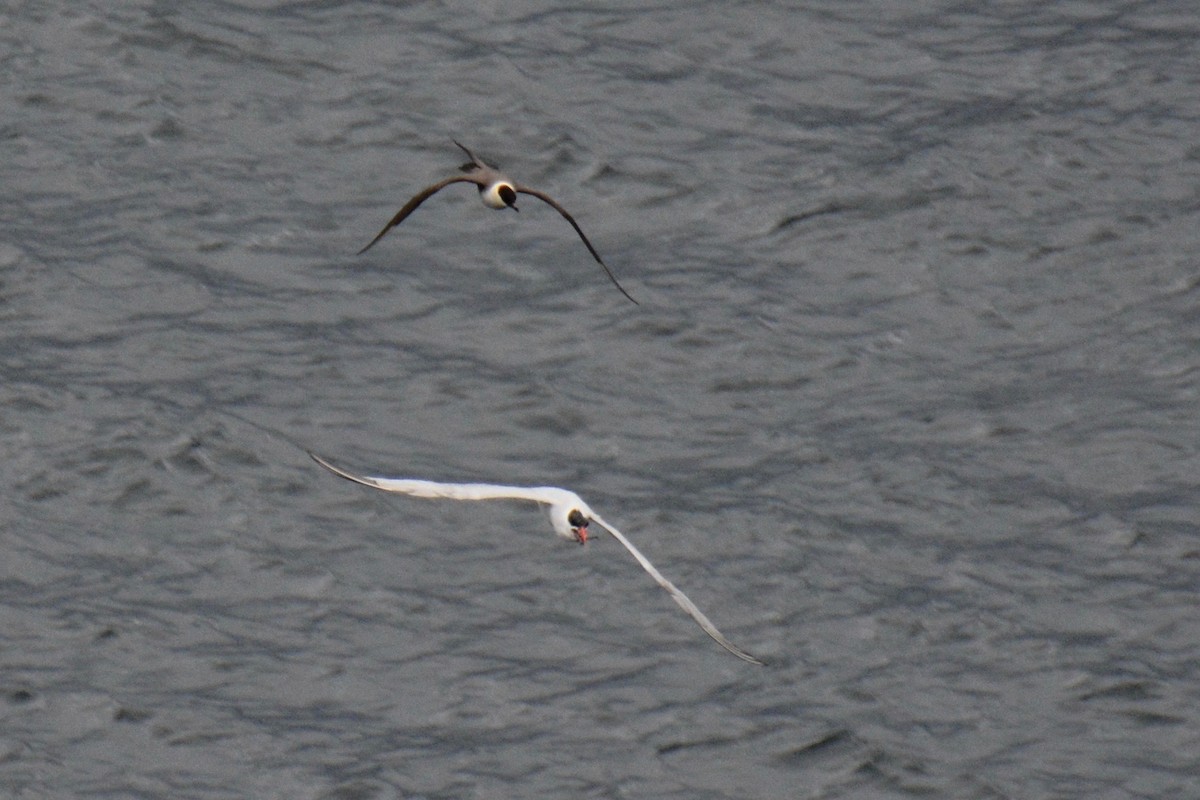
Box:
left=310, top=453, right=763, bottom=665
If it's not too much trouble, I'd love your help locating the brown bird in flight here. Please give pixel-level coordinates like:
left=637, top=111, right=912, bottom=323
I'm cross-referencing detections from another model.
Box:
left=357, top=140, right=637, bottom=305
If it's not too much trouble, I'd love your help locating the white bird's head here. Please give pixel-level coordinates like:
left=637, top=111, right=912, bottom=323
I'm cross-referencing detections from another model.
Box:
left=543, top=491, right=594, bottom=545
left=482, top=181, right=519, bottom=211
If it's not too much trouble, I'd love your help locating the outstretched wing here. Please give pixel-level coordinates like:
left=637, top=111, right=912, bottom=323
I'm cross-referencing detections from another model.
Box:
left=310, top=452, right=403, bottom=491
left=309, top=453, right=565, bottom=505
left=590, top=514, right=764, bottom=665
left=357, top=176, right=475, bottom=255
left=515, top=185, right=638, bottom=305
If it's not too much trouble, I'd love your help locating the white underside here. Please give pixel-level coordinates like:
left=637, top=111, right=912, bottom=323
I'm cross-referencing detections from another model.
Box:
left=481, top=181, right=513, bottom=209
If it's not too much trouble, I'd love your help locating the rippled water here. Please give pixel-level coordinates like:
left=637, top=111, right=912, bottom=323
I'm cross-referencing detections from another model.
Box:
left=3, top=2, right=1199, bottom=798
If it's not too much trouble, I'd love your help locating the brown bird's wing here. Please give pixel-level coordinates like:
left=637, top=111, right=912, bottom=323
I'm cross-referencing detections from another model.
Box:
left=515, top=185, right=638, bottom=305
left=357, top=176, right=477, bottom=255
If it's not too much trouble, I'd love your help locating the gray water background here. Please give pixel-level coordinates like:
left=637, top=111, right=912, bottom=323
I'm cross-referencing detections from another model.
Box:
left=3, top=1, right=1199, bottom=798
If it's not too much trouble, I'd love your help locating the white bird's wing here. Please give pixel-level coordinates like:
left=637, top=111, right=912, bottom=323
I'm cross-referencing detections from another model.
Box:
left=590, top=514, right=764, bottom=666
left=309, top=453, right=565, bottom=505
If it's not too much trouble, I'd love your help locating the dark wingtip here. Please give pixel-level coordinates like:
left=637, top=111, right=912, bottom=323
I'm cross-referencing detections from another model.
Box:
left=608, top=274, right=639, bottom=305
left=356, top=229, right=389, bottom=255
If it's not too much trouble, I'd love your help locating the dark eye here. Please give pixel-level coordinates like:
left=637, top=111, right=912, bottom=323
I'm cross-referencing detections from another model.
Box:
left=567, top=509, right=588, bottom=528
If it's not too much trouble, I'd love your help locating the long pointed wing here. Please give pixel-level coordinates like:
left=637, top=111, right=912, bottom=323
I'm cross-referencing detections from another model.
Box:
left=590, top=514, right=764, bottom=665
left=514, top=185, right=638, bottom=305
left=357, top=176, right=476, bottom=255
left=309, top=453, right=563, bottom=505
left=311, top=452, right=384, bottom=489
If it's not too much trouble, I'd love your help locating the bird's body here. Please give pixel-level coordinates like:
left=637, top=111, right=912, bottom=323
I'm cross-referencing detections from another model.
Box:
left=310, top=453, right=762, bottom=665
left=358, top=140, right=638, bottom=305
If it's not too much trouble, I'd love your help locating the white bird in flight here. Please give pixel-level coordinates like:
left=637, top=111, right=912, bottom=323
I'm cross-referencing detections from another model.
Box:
left=357, top=140, right=638, bottom=305
left=310, top=453, right=763, bottom=665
